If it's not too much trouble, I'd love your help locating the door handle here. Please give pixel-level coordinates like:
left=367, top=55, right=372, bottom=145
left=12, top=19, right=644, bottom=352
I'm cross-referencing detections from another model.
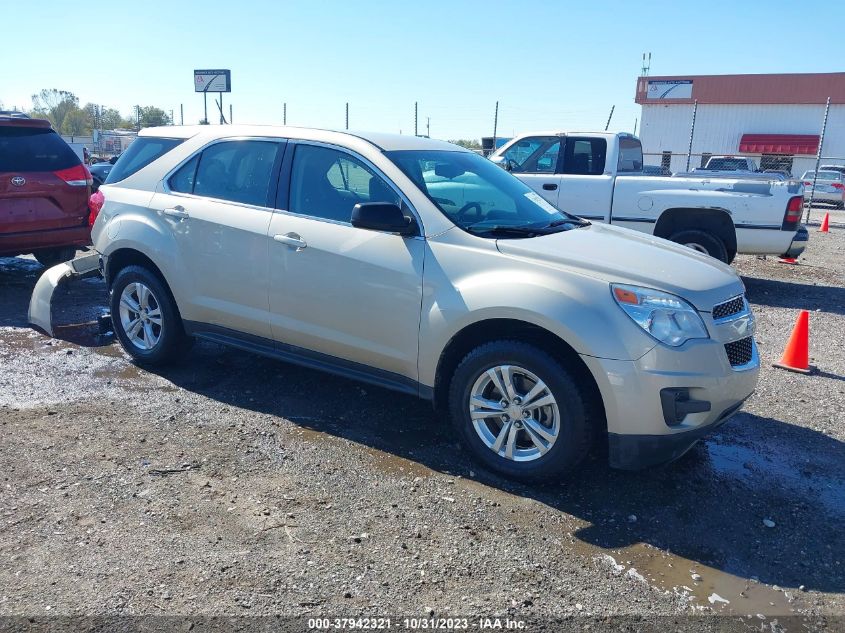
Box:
left=542, top=183, right=558, bottom=191
left=273, top=232, right=307, bottom=250
left=163, top=207, right=189, bottom=219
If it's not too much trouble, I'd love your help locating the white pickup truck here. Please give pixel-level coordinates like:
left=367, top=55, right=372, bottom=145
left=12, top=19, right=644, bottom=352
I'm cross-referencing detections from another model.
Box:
left=490, top=132, right=807, bottom=263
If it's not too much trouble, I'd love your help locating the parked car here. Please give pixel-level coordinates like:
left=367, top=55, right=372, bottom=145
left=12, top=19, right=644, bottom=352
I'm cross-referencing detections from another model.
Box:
left=89, top=162, right=113, bottom=192
left=0, top=115, right=93, bottom=266
left=801, top=170, right=845, bottom=208
left=32, top=125, right=761, bottom=480
left=490, top=132, right=806, bottom=264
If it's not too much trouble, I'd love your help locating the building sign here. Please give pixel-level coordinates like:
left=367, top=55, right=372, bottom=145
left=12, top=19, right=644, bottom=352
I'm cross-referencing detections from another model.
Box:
left=646, top=80, right=693, bottom=99
left=194, top=69, right=231, bottom=93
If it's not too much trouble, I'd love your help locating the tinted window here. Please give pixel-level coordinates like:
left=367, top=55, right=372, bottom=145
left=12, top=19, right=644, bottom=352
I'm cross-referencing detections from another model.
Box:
left=168, top=155, right=200, bottom=193
left=193, top=141, right=280, bottom=206
left=500, top=136, right=560, bottom=173
left=106, top=137, right=183, bottom=183
left=0, top=127, right=80, bottom=172
left=617, top=137, right=643, bottom=173
left=562, top=138, right=606, bottom=175
left=289, top=145, right=400, bottom=223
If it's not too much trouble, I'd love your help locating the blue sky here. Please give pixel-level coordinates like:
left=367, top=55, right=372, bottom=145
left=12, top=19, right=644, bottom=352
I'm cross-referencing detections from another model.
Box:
left=3, top=0, right=842, bottom=139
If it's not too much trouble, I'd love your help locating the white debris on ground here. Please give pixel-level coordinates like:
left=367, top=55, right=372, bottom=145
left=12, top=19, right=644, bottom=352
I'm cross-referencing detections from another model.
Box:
left=708, top=592, right=730, bottom=605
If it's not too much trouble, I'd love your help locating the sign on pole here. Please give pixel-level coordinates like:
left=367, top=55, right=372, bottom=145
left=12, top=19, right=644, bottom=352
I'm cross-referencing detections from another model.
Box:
left=194, top=69, right=231, bottom=93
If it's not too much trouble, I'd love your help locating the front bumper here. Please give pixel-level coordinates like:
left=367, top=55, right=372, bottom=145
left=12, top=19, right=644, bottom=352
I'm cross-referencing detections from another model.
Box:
left=581, top=333, right=759, bottom=470
left=28, top=252, right=101, bottom=336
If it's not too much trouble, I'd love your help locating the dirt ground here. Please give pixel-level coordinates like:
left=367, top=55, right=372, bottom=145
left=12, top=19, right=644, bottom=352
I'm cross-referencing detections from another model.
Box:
left=1, top=212, right=843, bottom=632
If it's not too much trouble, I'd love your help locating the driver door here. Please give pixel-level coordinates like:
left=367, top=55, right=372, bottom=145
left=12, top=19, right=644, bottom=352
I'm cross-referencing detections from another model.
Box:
left=499, top=136, right=563, bottom=207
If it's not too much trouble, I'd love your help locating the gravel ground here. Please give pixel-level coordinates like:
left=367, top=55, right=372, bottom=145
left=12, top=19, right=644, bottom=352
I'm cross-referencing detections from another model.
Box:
left=1, top=220, right=843, bottom=632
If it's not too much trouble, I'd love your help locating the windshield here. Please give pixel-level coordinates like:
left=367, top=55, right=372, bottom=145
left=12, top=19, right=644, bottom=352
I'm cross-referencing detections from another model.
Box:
left=385, top=149, right=586, bottom=237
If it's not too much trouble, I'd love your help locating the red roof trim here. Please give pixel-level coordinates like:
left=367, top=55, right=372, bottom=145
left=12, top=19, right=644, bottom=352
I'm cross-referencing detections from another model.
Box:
left=738, top=134, right=819, bottom=155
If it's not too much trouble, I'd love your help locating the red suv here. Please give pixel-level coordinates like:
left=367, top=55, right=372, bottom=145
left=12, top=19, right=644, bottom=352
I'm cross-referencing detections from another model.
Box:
left=0, top=115, right=92, bottom=266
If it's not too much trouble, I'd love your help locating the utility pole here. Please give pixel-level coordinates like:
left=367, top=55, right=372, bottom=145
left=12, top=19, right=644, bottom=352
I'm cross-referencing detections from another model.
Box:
left=604, top=105, right=615, bottom=131
left=633, top=117, right=638, bottom=136
left=427, top=117, right=430, bottom=137
left=219, top=92, right=224, bottom=124
left=685, top=99, right=698, bottom=172
left=180, top=103, right=184, bottom=126
left=169, top=109, right=174, bottom=126
left=283, top=102, right=287, bottom=125
left=345, top=102, right=349, bottom=130
left=492, top=101, right=499, bottom=154
left=229, top=104, right=233, bottom=124
left=807, top=96, right=832, bottom=223
left=414, top=101, right=418, bottom=136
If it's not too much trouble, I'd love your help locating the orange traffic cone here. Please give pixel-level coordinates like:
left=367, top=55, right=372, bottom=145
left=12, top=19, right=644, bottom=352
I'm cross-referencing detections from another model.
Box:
left=772, top=310, right=812, bottom=374
left=818, top=212, right=830, bottom=233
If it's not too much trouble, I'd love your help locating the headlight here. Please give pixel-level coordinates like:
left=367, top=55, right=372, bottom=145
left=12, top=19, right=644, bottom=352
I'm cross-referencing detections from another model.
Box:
left=611, top=284, right=709, bottom=347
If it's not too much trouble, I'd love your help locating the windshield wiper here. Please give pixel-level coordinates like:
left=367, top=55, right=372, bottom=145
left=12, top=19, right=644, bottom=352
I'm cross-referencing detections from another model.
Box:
left=465, top=224, right=542, bottom=237
left=545, top=216, right=591, bottom=229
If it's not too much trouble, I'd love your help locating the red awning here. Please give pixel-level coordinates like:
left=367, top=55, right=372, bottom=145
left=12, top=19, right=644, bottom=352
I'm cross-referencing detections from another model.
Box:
left=738, top=134, right=819, bottom=155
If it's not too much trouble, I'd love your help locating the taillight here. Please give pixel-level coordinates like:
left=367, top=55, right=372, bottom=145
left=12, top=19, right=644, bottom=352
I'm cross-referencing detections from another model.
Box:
left=55, top=164, right=93, bottom=187
left=88, top=190, right=105, bottom=227
left=782, top=195, right=803, bottom=230
left=832, top=183, right=844, bottom=190
left=803, top=181, right=812, bottom=186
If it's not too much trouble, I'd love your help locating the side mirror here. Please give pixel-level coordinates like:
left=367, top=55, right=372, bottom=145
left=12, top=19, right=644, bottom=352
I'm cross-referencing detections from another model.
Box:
left=351, top=203, right=416, bottom=235
left=490, top=156, right=516, bottom=172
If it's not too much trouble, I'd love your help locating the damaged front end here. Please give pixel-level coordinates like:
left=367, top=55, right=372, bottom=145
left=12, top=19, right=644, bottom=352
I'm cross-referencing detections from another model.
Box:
left=28, top=253, right=103, bottom=337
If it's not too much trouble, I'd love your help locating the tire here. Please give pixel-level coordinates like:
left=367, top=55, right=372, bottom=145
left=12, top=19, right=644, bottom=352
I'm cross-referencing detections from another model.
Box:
left=668, top=229, right=729, bottom=263
left=448, top=341, right=593, bottom=481
left=33, top=247, right=77, bottom=267
left=110, top=265, right=187, bottom=365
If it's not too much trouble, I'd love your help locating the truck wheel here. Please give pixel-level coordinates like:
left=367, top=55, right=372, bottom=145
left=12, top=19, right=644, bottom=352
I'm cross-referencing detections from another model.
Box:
left=448, top=341, right=592, bottom=481
left=110, top=265, right=187, bottom=365
left=33, top=247, right=77, bottom=267
left=669, top=230, right=728, bottom=263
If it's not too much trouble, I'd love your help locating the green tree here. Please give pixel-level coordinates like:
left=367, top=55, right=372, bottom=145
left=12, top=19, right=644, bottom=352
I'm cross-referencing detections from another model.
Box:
left=31, top=89, right=80, bottom=131
left=138, top=106, right=170, bottom=128
left=449, top=139, right=482, bottom=150
left=61, top=108, right=90, bottom=135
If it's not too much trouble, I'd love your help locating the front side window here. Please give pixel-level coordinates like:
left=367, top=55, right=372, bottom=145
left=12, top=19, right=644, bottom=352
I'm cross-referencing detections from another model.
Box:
left=562, top=138, right=606, bottom=175
left=617, top=137, right=643, bottom=173
left=387, top=149, right=587, bottom=238
left=193, top=140, right=279, bottom=206
left=499, top=136, right=560, bottom=173
left=289, top=144, right=400, bottom=223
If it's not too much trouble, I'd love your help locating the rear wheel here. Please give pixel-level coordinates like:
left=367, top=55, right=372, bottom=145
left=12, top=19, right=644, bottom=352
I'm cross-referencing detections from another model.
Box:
left=668, top=229, right=729, bottom=263
left=448, top=341, right=592, bottom=481
left=110, top=265, right=187, bottom=365
left=33, top=247, right=77, bottom=267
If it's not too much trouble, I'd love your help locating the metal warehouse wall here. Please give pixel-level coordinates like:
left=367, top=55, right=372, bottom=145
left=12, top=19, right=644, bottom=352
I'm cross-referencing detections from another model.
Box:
left=639, top=103, right=845, bottom=175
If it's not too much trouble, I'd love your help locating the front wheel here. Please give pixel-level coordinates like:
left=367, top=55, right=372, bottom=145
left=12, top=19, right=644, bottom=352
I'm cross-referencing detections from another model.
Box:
left=110, top=265, right=187, bottom=365
left=448, top=341, right=593, bottom=481
left=668, top=229, right=729, bottom=263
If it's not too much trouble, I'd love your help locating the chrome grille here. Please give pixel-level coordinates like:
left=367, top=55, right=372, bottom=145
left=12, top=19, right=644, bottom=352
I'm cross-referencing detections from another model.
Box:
left=713, top=296, right=745, bottom=320
left=725, top=337, right=753, bottom=366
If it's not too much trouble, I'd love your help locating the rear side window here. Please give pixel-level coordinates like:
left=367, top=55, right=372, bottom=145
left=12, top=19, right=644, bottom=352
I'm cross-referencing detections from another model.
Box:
left=617, top=137, right=643, bottom=173
left=106, top=137, right=183, bottom=184
left=562, top=138, right=606, bottom=175
left=0, top=127, right=80, bottom=172
left=193, top=140, right=280, bottom=206
left=169, top=155, right=200, bottom=193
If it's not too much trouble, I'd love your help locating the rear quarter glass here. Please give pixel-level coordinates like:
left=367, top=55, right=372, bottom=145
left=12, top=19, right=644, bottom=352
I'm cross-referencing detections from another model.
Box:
left=0, top=128, right=80, bottom=172
left=105, top=137, right=184, bottom=184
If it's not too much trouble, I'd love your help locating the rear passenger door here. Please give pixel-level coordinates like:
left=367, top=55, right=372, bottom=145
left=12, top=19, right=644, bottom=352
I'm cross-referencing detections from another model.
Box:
left=556, top=137, right=614, bottom=221
left=148, top=138, right=285, bottom=339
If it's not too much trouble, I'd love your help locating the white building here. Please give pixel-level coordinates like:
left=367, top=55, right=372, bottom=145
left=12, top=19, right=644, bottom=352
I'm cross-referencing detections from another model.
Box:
left=635, top=72, right=845, bottom=177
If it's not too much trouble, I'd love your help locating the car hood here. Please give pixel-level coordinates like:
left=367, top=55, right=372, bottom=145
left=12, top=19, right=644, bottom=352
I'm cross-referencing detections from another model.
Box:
left=495, top=222, right=744, bottom=312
